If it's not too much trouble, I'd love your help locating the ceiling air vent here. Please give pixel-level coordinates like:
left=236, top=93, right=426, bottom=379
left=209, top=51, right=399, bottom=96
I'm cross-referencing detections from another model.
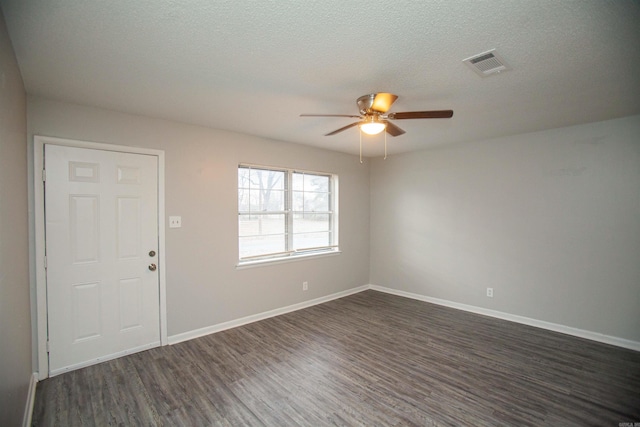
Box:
left=463, top=49, right=511, bottom=77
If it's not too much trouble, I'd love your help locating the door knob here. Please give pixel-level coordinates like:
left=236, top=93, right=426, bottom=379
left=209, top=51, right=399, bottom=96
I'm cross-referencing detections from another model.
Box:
left=148, top=263, right=157, bottom=271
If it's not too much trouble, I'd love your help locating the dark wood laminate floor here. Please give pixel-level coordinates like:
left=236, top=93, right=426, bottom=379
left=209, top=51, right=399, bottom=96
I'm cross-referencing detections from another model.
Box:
left=33, top=290, right=640, bottom=426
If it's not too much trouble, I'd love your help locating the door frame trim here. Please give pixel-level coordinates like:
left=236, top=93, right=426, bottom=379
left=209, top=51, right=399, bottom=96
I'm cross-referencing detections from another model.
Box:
left=34, top=135, right=168, bottom=379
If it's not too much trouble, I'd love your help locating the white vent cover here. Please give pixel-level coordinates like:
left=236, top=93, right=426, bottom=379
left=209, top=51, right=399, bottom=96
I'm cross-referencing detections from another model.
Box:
left=463, top=49, right=511, bottom=77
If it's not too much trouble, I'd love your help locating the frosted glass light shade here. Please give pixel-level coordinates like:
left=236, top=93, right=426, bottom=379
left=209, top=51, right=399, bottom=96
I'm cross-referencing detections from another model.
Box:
left=360, top=121, right=386, bottom=135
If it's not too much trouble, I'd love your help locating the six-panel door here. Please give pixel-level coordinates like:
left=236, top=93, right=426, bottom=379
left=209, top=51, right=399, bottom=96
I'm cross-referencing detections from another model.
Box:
left=45, top=144, right=160, bottom=375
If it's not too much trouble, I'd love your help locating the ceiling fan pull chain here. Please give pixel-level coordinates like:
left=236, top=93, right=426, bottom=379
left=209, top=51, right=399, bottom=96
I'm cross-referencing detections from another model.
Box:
left=359, top=129, right=363, bottom=164
left=384, top=131, right=387, bottom=160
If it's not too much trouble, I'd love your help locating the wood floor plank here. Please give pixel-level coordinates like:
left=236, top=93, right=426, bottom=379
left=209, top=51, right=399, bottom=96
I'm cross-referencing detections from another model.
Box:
left=33, top=290, right=640, bottom=426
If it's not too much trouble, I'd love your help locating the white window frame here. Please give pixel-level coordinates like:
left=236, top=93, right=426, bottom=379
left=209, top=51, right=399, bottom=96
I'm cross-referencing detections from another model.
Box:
left=237, top=163, right=339, bottom=267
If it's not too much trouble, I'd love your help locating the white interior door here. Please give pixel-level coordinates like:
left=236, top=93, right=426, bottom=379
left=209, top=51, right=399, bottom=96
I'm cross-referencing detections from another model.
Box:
left=45, top=144, right=160, bottom=375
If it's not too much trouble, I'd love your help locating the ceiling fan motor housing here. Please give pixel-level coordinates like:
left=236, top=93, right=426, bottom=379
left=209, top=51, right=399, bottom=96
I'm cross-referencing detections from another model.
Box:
left=357, top=92, right=399, bottom=115
left=357, top=94, right=378, bottom=115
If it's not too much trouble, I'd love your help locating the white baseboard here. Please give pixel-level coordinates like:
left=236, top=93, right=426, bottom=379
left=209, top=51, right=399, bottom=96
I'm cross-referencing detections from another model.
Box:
left=369, top=285, right=640, bottom=352
left=168, top=285, right=369, bottom=345
left=167, top=282, right=640, bottom=352
left=22, top=372, right=38, bottom=427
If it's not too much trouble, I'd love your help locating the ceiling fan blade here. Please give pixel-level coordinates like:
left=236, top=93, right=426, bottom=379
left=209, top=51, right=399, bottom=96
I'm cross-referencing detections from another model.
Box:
left=300, top=114, right=361, bottom=118
left=371, top=93, right=398, bottom=113
left=388, top=110, right=454, bottom=120
left=325, top=122, right=360, bottom=136
left=385, top=121, right=406, bottom=137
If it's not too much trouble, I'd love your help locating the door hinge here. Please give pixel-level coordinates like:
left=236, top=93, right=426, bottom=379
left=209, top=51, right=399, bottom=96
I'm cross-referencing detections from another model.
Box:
left=44, top=256, right=47, bottom=269
left=46, top=341, right=50, bottom=353
left=42, top=169, right=46, bottom=182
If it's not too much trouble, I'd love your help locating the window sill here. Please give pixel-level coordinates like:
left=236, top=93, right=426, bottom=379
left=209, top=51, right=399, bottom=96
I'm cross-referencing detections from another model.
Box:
left=236, top=249, right=341, bottom=269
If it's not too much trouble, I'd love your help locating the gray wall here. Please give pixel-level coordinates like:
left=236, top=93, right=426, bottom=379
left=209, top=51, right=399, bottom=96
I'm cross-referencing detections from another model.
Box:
left=370, top=114, right=640, bottom=342
left=0, top=9, right=31, bottom=426
left=27, top=97, right=371, bottom=338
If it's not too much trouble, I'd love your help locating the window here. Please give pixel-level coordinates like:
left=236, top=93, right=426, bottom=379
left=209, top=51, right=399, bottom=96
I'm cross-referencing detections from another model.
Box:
left=238, top=164, right=338, bottom=263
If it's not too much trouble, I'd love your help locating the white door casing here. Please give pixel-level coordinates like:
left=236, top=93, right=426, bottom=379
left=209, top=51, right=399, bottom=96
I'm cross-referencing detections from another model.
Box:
left=33, top=136, right=167, bottom=378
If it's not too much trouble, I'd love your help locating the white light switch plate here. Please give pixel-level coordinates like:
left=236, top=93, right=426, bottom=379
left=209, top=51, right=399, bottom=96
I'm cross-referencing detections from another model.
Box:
left=169, top=216, right=182, bottom=228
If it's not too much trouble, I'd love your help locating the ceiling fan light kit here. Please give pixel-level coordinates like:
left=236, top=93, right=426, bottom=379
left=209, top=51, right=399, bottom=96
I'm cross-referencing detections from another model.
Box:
left=359, top=116, right=386, bottom=135
left=300, top=92, right=453, bottom=161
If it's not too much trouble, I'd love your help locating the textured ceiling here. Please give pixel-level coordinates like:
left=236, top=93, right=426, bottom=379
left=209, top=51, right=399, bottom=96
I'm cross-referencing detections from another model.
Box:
left=2, top=0, right=640, bottom=156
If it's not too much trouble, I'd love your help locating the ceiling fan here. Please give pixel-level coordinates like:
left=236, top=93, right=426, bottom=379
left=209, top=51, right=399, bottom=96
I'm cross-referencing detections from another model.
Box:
left=300, top=93, right=453, bottom=137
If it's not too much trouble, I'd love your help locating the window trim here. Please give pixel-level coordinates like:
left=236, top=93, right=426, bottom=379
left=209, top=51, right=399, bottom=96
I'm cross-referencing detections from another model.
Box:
left=235, top=248, right=341, bottom=269
left=237, top=163, right=339, bottom=266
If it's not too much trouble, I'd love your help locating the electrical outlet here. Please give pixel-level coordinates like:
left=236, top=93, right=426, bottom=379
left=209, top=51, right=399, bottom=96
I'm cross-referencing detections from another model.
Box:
left=169, top=216, right=182, bottom=228
left=302, top=281, right=308, bottom=291
left=487, top=287, right=494, bottom=298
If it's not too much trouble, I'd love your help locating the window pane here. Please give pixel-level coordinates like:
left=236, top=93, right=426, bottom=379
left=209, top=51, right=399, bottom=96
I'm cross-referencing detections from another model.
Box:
left=293, top=172, right=329, bottom=192
left=293, top=232, right=330, bottom=250
left=239, top=214, right=285, bottom=237
left=243, top=168, right=286, bottom=212
left=293, top=191, right=330, bottom=212
left=248, top=189, right=261, bottom=211
left=247, top=189, right=285, bottom=212
left=264, top=189, right=284, bottom=211
left=293, top=213, right=329, bottom=233
left=238, top=188, right=250, bottom=212
left=292, top=173, right=304, bottom=191
left=305, top=174, right=329, bottom=192
left=304, top=192, right=329, bottom=212
left=238, top=167, right=251, bottom=188
left=239, top=235, right=286, bottom=259
left=292, top=191, right=304, bottom=211
left=250, top=168, right=285, bottom=191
